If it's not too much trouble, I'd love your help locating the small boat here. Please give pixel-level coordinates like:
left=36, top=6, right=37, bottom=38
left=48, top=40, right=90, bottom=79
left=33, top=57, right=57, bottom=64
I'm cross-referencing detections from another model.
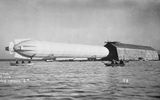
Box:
left=103, top=60, right=125, bottom=67
left=104, top=63, right=125, bottom=67
left=10, top=62, right=34, bottom=66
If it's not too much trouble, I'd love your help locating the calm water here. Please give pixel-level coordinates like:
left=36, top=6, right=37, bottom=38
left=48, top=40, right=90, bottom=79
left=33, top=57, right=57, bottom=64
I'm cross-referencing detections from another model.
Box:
left=0, top=61, right=160, bottom=100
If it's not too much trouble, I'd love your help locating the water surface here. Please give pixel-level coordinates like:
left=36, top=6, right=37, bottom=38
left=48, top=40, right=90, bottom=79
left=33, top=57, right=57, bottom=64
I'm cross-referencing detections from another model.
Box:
left=0, top=61, right=160, bottom=100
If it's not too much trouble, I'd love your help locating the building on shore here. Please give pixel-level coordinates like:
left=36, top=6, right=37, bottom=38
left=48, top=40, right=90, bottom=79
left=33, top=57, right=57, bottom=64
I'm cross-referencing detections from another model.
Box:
left=157, top=50, right=160, bottom=60
left=102, top=42, right=159, bottom=61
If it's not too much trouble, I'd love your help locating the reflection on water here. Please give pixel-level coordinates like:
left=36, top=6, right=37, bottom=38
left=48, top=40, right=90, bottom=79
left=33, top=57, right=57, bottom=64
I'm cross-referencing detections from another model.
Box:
left=0, top=61, right=160, bottom=100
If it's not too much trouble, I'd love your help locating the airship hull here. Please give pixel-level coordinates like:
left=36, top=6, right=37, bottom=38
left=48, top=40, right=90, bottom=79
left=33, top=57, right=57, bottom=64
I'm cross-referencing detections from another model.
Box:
left=6, top=40, right=109, bottom=60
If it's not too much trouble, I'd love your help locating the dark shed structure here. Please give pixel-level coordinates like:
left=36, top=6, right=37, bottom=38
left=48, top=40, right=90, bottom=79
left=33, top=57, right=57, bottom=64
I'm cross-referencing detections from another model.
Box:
left=158, top=50, right=160, bottom=60
left=103, top=42, right=158, bottom=61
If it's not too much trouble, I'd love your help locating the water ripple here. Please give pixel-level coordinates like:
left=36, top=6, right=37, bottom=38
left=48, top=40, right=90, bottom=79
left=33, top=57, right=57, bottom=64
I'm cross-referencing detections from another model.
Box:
left=0, top=61, right=160, bottom=100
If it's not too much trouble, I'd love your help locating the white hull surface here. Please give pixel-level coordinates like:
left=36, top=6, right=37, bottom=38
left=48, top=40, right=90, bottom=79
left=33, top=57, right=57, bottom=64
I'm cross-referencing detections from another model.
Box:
left=6, top=40, right=109, bottom=60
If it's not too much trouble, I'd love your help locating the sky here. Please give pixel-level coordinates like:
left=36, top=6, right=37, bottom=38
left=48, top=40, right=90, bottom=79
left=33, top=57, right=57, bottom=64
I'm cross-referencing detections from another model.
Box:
left=0, top=0, right=160, bottom=58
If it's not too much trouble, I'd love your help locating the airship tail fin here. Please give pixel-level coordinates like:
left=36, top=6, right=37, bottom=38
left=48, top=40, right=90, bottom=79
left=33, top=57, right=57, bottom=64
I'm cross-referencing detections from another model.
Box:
left=14, top=39, right=31, bottom=44
left=9, top=42, right=14, bottom=54
left=14, top=52, right=29, bottom=59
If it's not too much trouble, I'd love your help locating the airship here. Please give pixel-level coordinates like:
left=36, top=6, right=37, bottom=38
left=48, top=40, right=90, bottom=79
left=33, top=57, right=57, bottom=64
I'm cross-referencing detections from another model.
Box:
left=5, top=39, right=109, bottom=64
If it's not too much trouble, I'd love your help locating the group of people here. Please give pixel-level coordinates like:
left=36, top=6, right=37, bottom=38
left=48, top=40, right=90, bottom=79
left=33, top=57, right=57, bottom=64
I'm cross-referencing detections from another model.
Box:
left=111, top=59, right=125, bottom=66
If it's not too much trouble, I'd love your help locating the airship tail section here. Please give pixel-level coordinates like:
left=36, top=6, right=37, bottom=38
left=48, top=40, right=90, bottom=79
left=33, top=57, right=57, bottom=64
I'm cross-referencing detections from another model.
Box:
left=8, top=42, right=14, bottom=54
left=14, top=52, right=29, bottom=59
left=14, top=39, right=31, bottom=44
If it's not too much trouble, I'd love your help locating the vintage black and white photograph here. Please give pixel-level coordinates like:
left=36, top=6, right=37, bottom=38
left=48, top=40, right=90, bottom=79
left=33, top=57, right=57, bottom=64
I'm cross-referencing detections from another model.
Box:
left=0, top=0, right=160, bottom=100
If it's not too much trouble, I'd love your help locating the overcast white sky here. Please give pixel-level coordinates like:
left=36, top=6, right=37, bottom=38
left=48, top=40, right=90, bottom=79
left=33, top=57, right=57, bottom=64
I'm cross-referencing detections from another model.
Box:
left=0, top=0, right=160, bottom=58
